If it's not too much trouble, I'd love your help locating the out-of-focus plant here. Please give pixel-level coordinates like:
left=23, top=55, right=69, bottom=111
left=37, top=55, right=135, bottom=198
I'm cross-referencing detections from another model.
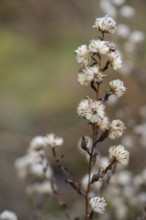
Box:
left=99, top=0, right=145, bottom=81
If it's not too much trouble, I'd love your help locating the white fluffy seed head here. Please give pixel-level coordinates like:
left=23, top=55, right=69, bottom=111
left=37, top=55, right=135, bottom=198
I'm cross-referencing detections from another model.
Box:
left=86, top=66, right=105, bottom=84
left=109, top=145, right=129, bottom=166
left=109, top=119, right=126, bottom=139
left=89, top=39, right=109, bottom=55
left=75, top=44, right=90, bottom=66
left=77, top=97, right=105, bottom=123
left=108, top=51, right=122, bottom=70
left=78, top=66, right=105, bottom=86
left=109, top=79, right=126, bottom=97
left=93, top=15, right=116, bottom=33
left=89, top=197, right=107, bottom=214
left=77, top=69, right=90, bottom=86
left=0, top=210, right=18, bottom=220
left=44, top=133, right=63, bottom=147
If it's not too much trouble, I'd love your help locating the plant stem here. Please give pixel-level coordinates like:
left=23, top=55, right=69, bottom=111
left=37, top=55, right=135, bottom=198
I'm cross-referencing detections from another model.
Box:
left=85, top=124, right=97, bottom=220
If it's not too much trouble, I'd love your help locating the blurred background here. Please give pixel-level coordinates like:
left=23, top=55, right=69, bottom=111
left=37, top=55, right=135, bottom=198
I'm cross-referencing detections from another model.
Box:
left=0, top=0, right=146, bottom=219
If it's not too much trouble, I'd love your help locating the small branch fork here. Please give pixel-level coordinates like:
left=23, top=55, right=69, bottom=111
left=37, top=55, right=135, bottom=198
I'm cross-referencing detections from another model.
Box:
left=52, top=147, right=85, bottom=197
left=51, top=147, right=86, bottom=220
left=90, top=159, right=116, bottom=185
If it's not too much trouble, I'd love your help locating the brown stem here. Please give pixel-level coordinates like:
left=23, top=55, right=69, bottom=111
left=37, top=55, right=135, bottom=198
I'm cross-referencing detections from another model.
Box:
left=52, top=147, right=85, bottom=197
left=96, top=84, right=100, bottom=100
left=90, top=159, right=116, bottom=185
left=85, top=123, right=97, bottom=220
left=101, top=31, right=105, bottom=40
left=90, top=81, right=97, bottom=93
left=100, top=61, right=110, bottom=72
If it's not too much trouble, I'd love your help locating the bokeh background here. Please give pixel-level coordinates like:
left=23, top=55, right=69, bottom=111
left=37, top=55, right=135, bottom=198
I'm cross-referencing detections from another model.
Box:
left=0, top=0, right=146, bottom=219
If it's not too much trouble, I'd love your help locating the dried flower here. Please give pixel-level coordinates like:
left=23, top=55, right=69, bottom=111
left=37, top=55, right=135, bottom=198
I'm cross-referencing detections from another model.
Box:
left=75, top=45, right=90, bottom=66
left=78, top=66, right=104, bottom=86
left=108, top=51, right=122, bottom=70
left=109, top=79, right=126, bottom=97
left=0, top=210, right=17, bottom=220
left=93, top=15, right=116, bottom=33
left=109, top=119, right=125, bottom=139
left=109, top=145, right=129, bottom=165
left=44, top=133, right=63, bottom=147
left=86, top=66, right=105, bottom=84
left=77, top=98, right=105, bottom=123
left=89, top=197, right=107, bottom=214
left=89, top=39, right=109, bottom=55
left=77, top=69, right=90, bottom=86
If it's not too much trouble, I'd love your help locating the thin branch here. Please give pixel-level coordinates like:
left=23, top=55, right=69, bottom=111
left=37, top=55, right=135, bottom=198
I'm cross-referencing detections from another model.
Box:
left=85, top=123, right=97, bottom=220
left=52, top=147, right=85, bottom=197
left=102, top=91, right=112, bottom=103
left=90, top=159, right=116, bottom=185
left=90, top=81, right=97, bottom=92
left=100, top=61, right=110, bottom=72
left=93, top=130, right=109, bottom=147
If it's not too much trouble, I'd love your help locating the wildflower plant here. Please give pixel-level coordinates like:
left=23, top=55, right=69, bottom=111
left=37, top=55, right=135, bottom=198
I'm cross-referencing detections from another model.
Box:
left=14, top=15, right=130, bottom=220
left=74, top=14, right=128, bottom=219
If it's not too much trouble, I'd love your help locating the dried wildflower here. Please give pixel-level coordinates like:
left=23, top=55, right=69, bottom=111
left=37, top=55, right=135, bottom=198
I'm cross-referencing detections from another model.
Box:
left=109, top=145, right=129, bottom=165
left=89, top=197, right=107, bottom=214
left=77, top=98, right=105, bottom=123
left=108, top=51, right=122, bottom=70
left=89, top=39, right=109, bottom=55
left=77, top=69, right=90, bottom=86
left=93, top=15, right=116, bottom=33
left=75, top=45, right=90, bottom=66
left=0, top=210, right=18, bottom=220
left=109, top=79, right=126, bottom=97
left=44, top=133, right=63, bottom=147
left=86, top=66, right=105, bottom=83
left=109, top=119, right=125, bottom=139
left=77, top=98, right=89, bottom=118
left=78, top=66, right=104, bottom=86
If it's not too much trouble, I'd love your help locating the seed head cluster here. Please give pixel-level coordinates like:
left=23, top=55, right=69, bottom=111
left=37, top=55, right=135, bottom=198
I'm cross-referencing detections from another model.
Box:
left=75, top=15, right=130, bottom=216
